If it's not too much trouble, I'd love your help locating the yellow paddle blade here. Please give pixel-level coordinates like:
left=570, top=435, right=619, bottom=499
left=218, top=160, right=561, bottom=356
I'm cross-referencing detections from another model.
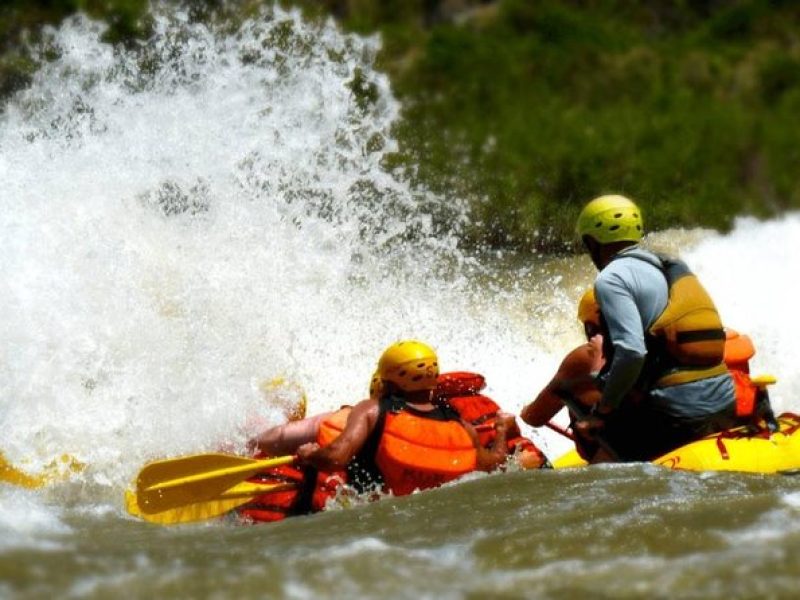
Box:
left=126, top=480, right=297, bottom=525
left=751, top=374, right=777, bottom=387
left=136, top=453, right=296, bottom=514
left=1, top=452, right=84, bottom=488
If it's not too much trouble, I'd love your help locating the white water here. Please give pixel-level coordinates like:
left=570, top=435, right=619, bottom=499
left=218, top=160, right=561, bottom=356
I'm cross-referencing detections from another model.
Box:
left=0, top=7, right=531, bottom=488
left=1, top=6, right=798, bottom=537
left=681, top=216, right=800, bottom=410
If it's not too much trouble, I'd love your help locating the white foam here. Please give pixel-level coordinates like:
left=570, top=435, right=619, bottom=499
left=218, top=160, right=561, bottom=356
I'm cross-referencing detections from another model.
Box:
left=0, top=489, right=71, bottom=551
left=684, top=214, right=800, bottom=413
left=781, top=490, right=800, bottom=510
left=0, top=8, right=485, bottom=486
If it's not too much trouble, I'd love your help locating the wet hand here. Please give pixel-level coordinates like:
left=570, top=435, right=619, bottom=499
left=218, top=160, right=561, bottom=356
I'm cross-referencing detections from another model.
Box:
left=574, top=415, right=605, bottom=435
left=516, top=449, right=546, bottom=470
left=593, top=401, right=614, bottom=415
left=495, top=412, right=516, bottom=433
left=296, top=442, right=320, bottom=464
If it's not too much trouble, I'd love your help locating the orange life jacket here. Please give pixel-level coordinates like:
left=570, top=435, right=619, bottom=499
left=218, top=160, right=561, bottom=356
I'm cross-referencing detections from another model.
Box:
left=724, top=329, right=755, bottom=374
left=235, top=462, right=308, bottom=523
left=311, top=398, right=481, bottom=506
left=373, top=396, right=477, bottom=496
left=723, top=329, right=758, bottom=418
left=239, top=407, right=354, bottom=521
left=310, top=407, right=352, bottom=512
left=437, top=371, right=544, bottom=460
left=316, top=406, right=353, bottom=446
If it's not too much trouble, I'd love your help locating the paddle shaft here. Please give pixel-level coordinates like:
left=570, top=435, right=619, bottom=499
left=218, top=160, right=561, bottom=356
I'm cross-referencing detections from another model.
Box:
left=545, top=421, right=575, bottom=441
left=194, top=481, right=296, bottom=500
left=146, top=454, right=296, bottom=492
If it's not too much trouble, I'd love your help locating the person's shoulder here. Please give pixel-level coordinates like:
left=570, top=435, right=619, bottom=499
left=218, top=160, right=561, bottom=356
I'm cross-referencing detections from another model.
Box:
left=558, top=342, right=599, bottom=375
left=351, top=397, right=379, bottom=416
left=617, top=246, right=666, bottom=268
left=342, top=397, right=381, bottom=432
left=602, top=247, right=661, bottom=279
left=595, top=260, right=630, bottom=289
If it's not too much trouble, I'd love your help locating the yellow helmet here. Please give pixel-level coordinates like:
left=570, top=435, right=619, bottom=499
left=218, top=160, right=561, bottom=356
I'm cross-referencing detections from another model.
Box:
left=577, top=288, right=600, bottom=326
left=377, top=340, right=439, bottom=392
left=576, top=195, right=643, bottom=244
left=368, top=370, right=384, bottom=401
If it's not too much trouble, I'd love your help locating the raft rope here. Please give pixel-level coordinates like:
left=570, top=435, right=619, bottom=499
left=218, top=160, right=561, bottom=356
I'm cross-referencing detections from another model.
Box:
left=712, top=413, right=800, bottom=461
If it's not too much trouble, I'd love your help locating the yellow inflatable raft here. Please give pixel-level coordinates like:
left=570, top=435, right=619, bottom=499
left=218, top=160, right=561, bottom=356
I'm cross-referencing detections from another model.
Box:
left=552, top=412, right=800, bottom=474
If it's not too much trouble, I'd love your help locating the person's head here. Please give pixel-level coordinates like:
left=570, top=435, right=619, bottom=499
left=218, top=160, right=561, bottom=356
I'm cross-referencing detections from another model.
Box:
left=376, top=340, right=439, bottom=401
left=576, top=195, right=643, bottom=269
left=577, top=288, right=601, bottom=339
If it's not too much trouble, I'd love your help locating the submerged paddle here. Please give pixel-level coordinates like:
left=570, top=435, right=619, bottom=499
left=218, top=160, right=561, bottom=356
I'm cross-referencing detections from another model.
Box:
left=135, top=453, right=296, bottom=514
left=127, top=479, right=297, bottom=525
left=0, top=451, right=84, bottom=488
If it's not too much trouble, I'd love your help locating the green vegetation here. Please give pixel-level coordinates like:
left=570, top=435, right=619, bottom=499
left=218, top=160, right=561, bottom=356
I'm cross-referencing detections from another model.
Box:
left=0, top=0, right=151, bottom=97
left=329, top=0, right=800, bottom=249
left=3, top=0, right=800, bottom=250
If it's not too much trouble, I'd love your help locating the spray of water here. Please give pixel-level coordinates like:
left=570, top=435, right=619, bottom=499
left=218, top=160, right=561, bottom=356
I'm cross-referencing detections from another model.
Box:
left=683, top=216, right=800, bottom=412
left=0, top=7, right=546, bottom=493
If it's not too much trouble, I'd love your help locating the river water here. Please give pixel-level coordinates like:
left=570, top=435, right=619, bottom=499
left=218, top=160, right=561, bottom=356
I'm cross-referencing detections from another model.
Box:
left=2, top=6, right=799, bottom=599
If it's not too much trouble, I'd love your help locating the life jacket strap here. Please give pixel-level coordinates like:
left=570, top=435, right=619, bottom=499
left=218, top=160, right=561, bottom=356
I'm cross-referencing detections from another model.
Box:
left=347, top=396, right=391, bottom=493
left=654, top=362, right=729, bottom=387
left=675, top=329, right=726, bottom=344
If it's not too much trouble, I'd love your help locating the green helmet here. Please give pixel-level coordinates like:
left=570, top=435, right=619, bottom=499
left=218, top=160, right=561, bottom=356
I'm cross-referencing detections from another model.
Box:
left=576, top=195, right=644, bottom=244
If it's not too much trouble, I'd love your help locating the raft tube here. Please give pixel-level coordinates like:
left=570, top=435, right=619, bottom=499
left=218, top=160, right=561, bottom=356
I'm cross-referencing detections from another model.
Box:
left=552, top=412, right=800, bottom=474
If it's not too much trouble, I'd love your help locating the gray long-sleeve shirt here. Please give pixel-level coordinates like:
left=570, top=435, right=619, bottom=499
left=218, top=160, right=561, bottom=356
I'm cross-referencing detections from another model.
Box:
left=594, top=246, right=734, bottom=420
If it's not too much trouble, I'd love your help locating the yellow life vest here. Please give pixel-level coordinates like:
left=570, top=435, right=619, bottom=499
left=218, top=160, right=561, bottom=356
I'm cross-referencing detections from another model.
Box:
left=616, top=252, right=728, bottom=387
left=649, top=254, right=728, bottom=386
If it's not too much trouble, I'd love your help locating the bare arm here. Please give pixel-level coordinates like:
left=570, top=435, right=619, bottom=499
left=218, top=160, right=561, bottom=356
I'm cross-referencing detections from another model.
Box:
left=297, top=399, right=378, bottom=471
left=247, top=411, right=332, bottom=457
left=520, top=384, right=564, bottom=427
left=521, top=339, right=604, bottom=426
